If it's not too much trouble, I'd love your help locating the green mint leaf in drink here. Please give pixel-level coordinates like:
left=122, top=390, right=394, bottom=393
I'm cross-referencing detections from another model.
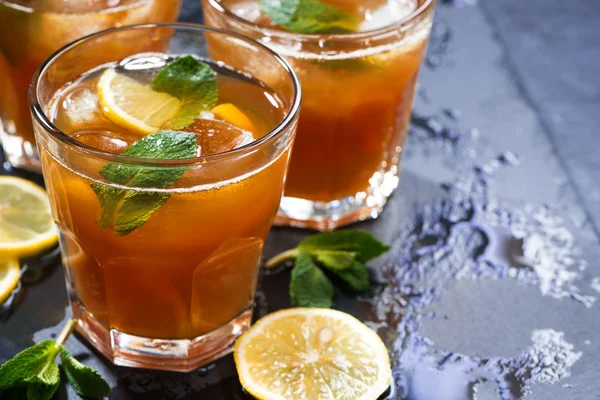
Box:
left=0, top=340, right=57, bottom=390
left=299, top=230, right=390, bottom=262
left=258, top=0, right=360, bottom=34
left=59, top=347, right=110, bottom=399
left=312, top=250, right=357, bottom=271
left=91, top=130, right=196, bottom=236
left=329, top=260, right=370, bottom=291
left=24, top=363, right=60, bottom=400
left=290, top=249, right=334, bottom=308
left=152, top=56, right=218, bottom=129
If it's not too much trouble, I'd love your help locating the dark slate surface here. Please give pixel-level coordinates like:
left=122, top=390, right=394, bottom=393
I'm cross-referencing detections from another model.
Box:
left=1, top=0, right=599, bottom=399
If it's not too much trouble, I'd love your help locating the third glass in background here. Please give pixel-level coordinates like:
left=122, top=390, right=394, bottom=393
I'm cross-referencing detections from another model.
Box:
left=203, top=0, right=435, bottom=231
left=0, top=0, right=181, bottom=172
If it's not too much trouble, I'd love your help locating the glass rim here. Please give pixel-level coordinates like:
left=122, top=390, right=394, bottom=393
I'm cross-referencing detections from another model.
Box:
left=205, top=0, right=435, bottom=42
left=29, top=23, right=302, bottom=168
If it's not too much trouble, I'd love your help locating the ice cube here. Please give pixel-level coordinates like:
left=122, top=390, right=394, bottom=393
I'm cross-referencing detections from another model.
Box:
left=72, top=130, right=138, bottom=154
left=230, top=1, right=263, bottom=23
left=62, top=87, right=100, bottom=123
left=360, top=0, right=418, bottom=31
left=184, top=118, right=254, bottom=156
left=230, top=0, right=276, bottom=27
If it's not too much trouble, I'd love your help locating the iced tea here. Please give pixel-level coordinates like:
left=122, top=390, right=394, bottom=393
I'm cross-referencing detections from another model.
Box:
left=204, top=0, right=434, bottom=230
left=30, top=25, right=300, bottom=371
left=0, top=0, right=181, bottom=171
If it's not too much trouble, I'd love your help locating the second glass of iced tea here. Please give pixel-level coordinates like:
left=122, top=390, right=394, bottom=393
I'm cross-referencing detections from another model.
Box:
left=30, top=24, right=300, bottom=371
left=204, top=0, right=435, bottom=230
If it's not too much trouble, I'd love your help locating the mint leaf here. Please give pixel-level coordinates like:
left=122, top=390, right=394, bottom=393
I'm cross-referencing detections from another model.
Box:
left=258, top=0, right=360, bottom=34
left=299, top=230, right=390, bottom=262
left=24, top=363, right=60, bottom=400
left=329, top=260, right=370, bottom=291
left=60, top=347, right=110, bottom=399
left=312, top=250, right=356, bottom=271
left=91, top=130, right=196, bottom=236
left=290, top=249, right=334, bottom=308
left=0, top=340, right=56, bottom=390
left=152, top=56, right=218, bottom=129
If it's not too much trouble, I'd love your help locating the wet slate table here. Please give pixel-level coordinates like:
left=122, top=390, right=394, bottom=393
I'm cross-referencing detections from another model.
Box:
left=1, top=0, right=599, bottom=399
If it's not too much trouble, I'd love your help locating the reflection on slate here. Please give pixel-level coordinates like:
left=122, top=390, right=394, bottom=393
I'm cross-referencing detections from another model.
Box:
left=1, top=0, right=600, bottom=399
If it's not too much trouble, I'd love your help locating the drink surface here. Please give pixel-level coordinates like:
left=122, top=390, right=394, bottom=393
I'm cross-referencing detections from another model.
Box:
left=230, top=0, right=419, bottom=33
left=207, top=0, right=431, bottom=203
left=0, top=0, right=180, bottom=150
left=39, top=53, right=289, bottom=339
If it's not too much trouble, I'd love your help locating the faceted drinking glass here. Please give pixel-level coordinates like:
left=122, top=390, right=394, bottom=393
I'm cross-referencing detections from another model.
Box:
left=30, top=24, right=300, bottom=371
left=204, top=0, right=435, bottom=230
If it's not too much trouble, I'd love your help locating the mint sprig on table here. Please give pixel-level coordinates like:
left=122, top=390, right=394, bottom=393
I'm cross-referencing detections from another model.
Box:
left=0, top=319, right=110, bottom=400
left=92, top=56, right=218, bottom=236
left=258, top=0, right=361, bottom=34
left=266, top=230, right=390, bottom=307
left=152, top=55, right=218, bottom=130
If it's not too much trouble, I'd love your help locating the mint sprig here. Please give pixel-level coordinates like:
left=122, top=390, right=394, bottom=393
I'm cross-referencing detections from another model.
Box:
left=258, top=0, right=360, bottom=34
left=60, top=347, right=110, bottom=398
left=265, top=230, right=390, bottom=307
left=152, top=56, right=218, bottom=130
left=91, top=130, right=197, bottom=236
left=0, top=319, right=110, bottom=399
left=290, top=250, right=334, bottom=308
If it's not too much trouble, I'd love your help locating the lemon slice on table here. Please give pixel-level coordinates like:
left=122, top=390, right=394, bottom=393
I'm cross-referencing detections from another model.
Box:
left=0, top=259, right=20, bottom=305
left=234, top=308, right=392, bottom=400
left=0, top=177, right=58, bottom=259
left=97, top=68, right=181, bottom=135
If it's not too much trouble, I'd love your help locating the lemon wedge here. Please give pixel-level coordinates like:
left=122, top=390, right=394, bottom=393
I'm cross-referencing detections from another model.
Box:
left=211, top=103, right=256, bottom=133
left=97, top=68, right=181, bottom=135
left=0, top=258, right=20, bottom=305
left=0, top=177, right=58, bottom=259
left=234, top=308, right=391, bottom=400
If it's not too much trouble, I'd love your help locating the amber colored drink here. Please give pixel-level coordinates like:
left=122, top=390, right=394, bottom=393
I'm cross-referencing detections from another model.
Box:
left=30, top=25, right=300, bottom=371
left=0, top=0, right=181, bottom=171
left=204, top=0, right=434, bottom=230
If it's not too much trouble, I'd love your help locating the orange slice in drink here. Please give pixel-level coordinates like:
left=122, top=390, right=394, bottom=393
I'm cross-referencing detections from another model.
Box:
left=211, top=103, right=256, bottom=133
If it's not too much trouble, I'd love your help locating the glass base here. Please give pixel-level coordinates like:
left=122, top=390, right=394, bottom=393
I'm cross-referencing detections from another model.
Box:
left=0, top=127, right=41, bottom=172
left=72, top=301, right=252, bottom=372
left=275, top=167, right=399, bottom=231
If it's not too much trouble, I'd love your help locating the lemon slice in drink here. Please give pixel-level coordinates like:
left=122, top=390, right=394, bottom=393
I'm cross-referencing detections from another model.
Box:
left=0, top=177, right=58, bottom=259
left=0, top=259, right=20, bottom=305
left=234, top=308, right=392, bottom=400
left=97, top=68, right=181, bottom=135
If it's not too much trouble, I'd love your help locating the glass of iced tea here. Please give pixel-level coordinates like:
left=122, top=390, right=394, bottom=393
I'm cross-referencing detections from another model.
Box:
left=204, top=0, right=434, bottom=230
left=30, top=24, right=300, bottom=371
left=0, top=0, right=182, bottom=172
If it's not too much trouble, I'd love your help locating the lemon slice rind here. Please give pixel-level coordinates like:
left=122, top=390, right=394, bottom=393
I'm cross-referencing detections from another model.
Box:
left=0, top=177, right=58, bottom=259
left=0, top=258, right=20, bottom=305
left=234, top=308, right=391, bottom=400
left=97, top=68, right=181, bottom=135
